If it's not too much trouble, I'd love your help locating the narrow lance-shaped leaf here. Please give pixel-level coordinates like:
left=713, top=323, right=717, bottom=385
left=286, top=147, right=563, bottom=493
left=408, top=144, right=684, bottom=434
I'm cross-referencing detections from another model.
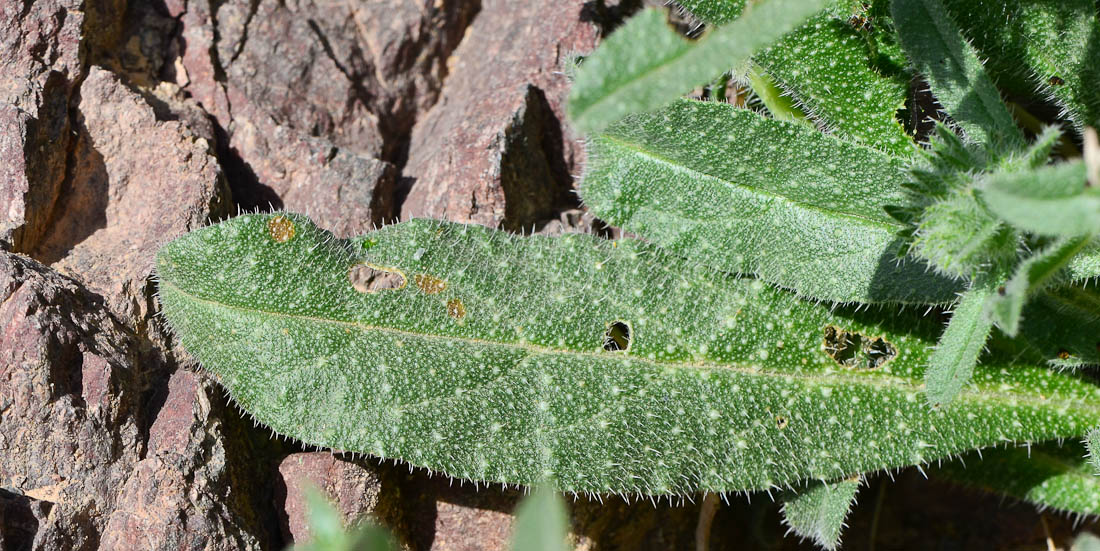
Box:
left=892, top=0, right=1025, bottom=150
left=925, top=281, right=996, bottom=407
left=980, top=160, right=1095, bottom=236
left=780, top=477, right=860, bottom=551
left=582, top=98, right=959, bottom=304
left=567, top=0, right=826, bottom=134
left=157, top=213, right=1100, bottom=495
left=986, top=234, right=1093, bottom=337
left=510, top=487, right=569, bottom=551
left=933, top=440, right=1100, bottom=516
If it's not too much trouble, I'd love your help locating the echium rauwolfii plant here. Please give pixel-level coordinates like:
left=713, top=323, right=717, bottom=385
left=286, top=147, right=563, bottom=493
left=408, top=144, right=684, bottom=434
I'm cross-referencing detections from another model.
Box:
left=155, top=0, right=1100, bottom=548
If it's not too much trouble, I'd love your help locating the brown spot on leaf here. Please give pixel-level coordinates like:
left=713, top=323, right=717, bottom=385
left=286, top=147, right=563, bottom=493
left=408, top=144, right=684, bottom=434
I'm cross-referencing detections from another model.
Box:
left=823, top=325, right=897, bottom=369
left=1058, top=349, right=1072, bottom=360
left=268, top=215, right=296, bottom=243
left=415, top=274, right=447, bottom=295
left=447, top=298, right=466, bottom=320
left=776, top=416, right=788, bottom=430
left=348, top=263, right=406, bottom=293
left=1049, top=75, right=1065, bottom=86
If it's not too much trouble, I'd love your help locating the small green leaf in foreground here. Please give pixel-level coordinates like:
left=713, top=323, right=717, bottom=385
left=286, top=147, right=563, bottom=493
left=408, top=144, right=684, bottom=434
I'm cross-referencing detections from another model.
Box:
left=924, top=281, right=996, bottom=407
left=567, top=0, right=826, bottom=134
left=780, top=477, right=860, bottom=551
left=510, top=487, right=569, bottom=551
left=157, top=213, right=1100, bottom=496
left=979, top=161, right=1094, bottom=237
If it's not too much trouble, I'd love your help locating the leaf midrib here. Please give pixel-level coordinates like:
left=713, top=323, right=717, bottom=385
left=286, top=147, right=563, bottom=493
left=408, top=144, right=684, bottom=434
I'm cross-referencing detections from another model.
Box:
left=162, top=279, right=1100, bottom=416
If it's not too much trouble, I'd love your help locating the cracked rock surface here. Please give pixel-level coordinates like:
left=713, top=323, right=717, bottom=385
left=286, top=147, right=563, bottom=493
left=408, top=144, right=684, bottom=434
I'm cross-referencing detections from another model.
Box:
left=0, top=1, right=1089, bottom=550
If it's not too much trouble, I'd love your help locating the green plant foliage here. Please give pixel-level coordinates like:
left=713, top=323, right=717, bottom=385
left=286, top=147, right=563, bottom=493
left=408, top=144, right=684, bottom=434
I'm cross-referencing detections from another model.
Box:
left=1087, top=429, right=1100, bottom=476
left=582, top=98, right=959, bottom=304
left=924, top=281, right=995, bottom=407
left=979, top=161, right=1096, bottom=237
left=891, top=0, right=1024, bottom=150
left=933, top=441, right=1100, bottom=515
left=746, top=63, right=811, bottom=124
left=510, top=487, right=569, bottom=551
left=290, top=488, right=395, bottom=551
left=941, top=0, right=1100, bottom=131
left=157, top=213, right=1100, bottom=497
left=566, top=0, right=826, bottom=134
left=986, top=235, right=1094, bottom=336
left=780, top=477, right=860, bottom=550
left=754, top=11, right=912, bottom=154
left=1015, top=287, right=1100, bottom=369
left=1073, top=532, right=1100, bottom=551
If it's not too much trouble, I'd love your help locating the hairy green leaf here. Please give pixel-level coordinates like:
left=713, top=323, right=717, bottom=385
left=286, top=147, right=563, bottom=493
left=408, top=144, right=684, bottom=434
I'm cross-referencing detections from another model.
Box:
left=1073, top=532, right=1100, bottom=551
left=980, top=161, right=1095, bottom=236
left=892, top=0, right=1025, bottom=150
left=910, top=190, right=1018, bottom=280
left=510, top=487, right=569, bottom=551
left=567, top=0, right=826, bottom=134
left=1087, top=429, right=1100, bottom=476
left=924, top=282, right=996, bottom=407
left=754, top=12, right=912, bottom=154
left=780, top=477, right=860, bottom=551
left=986, top=235, right=1093, bottom=336
left=1017, top=287, right=1100, bottom=368
left=934, top=441, right=1100, bottom=516
left=746, top=64, right=811, bottom=124
left=674, top=0, right=746, bottom=25
left=582, top=99, right=959, bottom=304
left=942, top=0, right=1100, bottom=131
left=157, top=213, right=1100, bottom=495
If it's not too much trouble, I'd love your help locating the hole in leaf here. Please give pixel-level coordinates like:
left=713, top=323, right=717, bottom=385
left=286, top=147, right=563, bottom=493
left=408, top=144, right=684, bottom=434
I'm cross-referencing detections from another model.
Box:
left=415, top=274, right=447, bottom=295
left=348, top=263, right=406, bottom=293
left=1049, top=75, right=1065, bottom=86
left=603, top=321, right=632, bottom=352
left=267, top=215, right=296, bottom=243
left=775, top=416, right=788, bottom=430
left=824, top=325, right=897, bottom=369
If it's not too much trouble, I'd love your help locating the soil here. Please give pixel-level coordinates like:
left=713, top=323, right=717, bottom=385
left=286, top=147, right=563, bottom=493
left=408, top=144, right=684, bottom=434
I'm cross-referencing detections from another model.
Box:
left=0, top=0, right=1094, bottom=549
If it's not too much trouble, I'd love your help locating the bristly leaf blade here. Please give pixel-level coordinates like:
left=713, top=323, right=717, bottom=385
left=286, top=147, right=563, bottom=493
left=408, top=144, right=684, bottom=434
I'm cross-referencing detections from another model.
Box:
left=986, top=235, right=1093, bottom=336
left=933, top=441, right=1100, bottom=516
left=583, top=98, right=960, bottom=304
left=1087, top=429, right=1100, bottom=476
left=567, top=0, right=826, bottom=134
left=780, top=477, right=861, bottom=551
left=510, top=487, right=569, bottom=551
left=979, top=160, right=1095, bottom=236
left=925, top=282, right=996, bottom=406
left=157, top=213, right=1100, bottom=495
left=1017, top=286, right=1100, bottom=368
left=891, top=0, right=1025, bottom=150
left=754, top=11, right=912, bottom=154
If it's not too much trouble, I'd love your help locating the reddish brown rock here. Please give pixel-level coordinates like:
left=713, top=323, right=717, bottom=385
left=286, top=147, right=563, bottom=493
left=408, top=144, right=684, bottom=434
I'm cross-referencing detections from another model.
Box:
left=29, top=66, right=230, bottom=322
left=98, top=369, right=265, bottom=551
left=278, top=452, right=383, bottom=544
left=0, top=0, right=83, bottom=252
left=400, top=0, right=599, bottom=229
left=227, top=117, right=396, bottom=238
left=0, top=251, right=142, bottom=548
